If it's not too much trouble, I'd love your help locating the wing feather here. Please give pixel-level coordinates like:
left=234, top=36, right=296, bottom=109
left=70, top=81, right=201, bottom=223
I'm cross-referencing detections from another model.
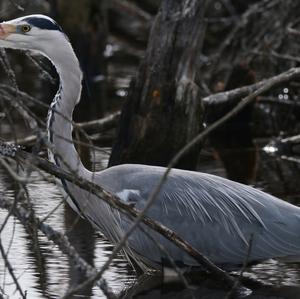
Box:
left=92, top=164, right=300, bottom=268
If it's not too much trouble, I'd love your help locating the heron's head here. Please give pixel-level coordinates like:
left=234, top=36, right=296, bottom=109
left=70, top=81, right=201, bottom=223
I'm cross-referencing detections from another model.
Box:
left=0, top=14, right=67, bottom=55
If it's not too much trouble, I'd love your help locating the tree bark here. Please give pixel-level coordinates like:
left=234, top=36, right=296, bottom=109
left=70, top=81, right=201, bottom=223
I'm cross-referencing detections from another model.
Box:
left=109, top=0, right=207, bottom=169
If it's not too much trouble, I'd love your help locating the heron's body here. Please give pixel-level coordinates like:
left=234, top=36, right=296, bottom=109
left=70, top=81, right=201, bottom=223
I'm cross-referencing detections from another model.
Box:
left=1, top=15, right=300, bottom=272
left=94, top=164, right=300, bottom=269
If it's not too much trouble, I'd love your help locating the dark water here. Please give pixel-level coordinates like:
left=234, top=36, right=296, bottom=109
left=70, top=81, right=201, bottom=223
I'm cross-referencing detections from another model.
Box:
left=1, top=142, right=300, bottom=298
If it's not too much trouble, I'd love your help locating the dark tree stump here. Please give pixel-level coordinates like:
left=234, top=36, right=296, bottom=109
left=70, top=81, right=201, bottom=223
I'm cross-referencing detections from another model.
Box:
left=109, top=0, right=207, bottom=169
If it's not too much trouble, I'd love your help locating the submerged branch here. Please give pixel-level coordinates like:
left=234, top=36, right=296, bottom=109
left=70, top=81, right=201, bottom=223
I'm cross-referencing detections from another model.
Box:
left=0, top=239, right=26, bottom=299
left=225, top=235, right=254, bottom=299
left=0, top=193, right=116, bottom=299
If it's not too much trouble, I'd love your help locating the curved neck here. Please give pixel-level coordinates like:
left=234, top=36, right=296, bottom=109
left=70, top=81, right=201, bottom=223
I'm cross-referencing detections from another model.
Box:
left=46, top=40, right=86, bottom=175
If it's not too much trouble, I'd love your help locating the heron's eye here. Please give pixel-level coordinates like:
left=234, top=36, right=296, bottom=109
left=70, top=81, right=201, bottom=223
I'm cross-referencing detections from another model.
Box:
left=21, top=25, right=31, bottom=33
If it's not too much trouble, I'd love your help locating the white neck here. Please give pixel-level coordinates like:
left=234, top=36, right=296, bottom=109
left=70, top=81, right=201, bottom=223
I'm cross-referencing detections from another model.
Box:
left=46, top=37, right=86, bottom=176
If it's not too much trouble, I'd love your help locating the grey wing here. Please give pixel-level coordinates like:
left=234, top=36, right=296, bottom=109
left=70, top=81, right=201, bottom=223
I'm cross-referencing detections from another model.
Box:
left=100, top=165, right=300, bottom=268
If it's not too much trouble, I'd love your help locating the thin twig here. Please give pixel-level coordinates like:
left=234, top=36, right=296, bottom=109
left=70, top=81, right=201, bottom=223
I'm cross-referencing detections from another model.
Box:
left=225, top=235, right=254, bottom=299
left=139, top=226, right=196, bottom=299
left=75, top=111, right=121, bottom=132
left=253, top=50, right=300, bottom=64
left=0, top=196, right=116, bottom=299
left=0, top=238, right=26, bottom=299
left=0, top=203, right=15, bottom=235
left=8, top=0, right=24, bottom=11
left=202, top=67, right=300, bottom=106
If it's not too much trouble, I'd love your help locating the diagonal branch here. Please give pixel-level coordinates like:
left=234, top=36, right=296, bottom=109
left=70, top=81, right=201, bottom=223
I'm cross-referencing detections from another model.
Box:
left=202, top=67, right=300, bottom=106
left=0, top=193, right=116, bottom=299
left=1, top=66, right=299, bottom=297
left=0, top=238, right=26, bottom=299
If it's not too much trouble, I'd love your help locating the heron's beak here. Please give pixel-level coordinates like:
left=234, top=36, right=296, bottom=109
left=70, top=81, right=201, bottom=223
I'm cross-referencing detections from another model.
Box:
left=0, top=24, right=16, bottom=39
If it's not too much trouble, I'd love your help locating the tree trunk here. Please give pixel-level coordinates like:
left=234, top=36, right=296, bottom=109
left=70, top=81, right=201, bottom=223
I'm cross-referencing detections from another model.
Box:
left=109, top=0, right=207, bottom=169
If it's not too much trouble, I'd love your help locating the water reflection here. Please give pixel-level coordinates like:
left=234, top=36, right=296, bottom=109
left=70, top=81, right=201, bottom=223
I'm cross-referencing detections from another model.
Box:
left=256, top=151, right=300, bottom=200
left=122, top=272, right=300, bottom=299
left=64, top=204, right=96, bottom=298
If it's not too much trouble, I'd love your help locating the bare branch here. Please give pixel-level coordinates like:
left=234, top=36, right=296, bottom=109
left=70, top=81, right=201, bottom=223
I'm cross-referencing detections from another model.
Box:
left=203, top=67, right=300, bottom=106
left=253, top=50, right=300, bottom=64
left=5, top=110, right=120, bottom=147
left=75, top=111, right=121, bottom=132
left=110, top=0, right=152, bottom=22
left=7, top=0, right=24, bottom=11
left=287, top=26, right=300, bottom=37
left=0, top=239, right=26, bottom=299
left=225, top=235, right=254, bottom=299
left=0, top=195, right=117, bottom=299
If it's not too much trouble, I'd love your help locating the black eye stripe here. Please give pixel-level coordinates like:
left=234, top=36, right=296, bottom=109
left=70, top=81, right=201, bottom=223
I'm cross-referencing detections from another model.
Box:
left=23, top=17, right=63, bottom=32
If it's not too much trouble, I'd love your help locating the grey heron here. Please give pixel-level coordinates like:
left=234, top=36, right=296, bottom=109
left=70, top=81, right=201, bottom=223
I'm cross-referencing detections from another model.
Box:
left=1, top=14, right=300, bottom=273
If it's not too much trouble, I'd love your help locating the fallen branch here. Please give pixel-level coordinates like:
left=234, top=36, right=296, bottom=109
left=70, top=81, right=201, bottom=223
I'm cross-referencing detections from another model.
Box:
left=0, top=239, right=26, bottom=299
left=287, top=26, right=300, bottom=37
left=225, top=235, right=253, bottom=299
left=280, top=134, right=300, bottom=144
left=75, top=111, right=121, bottom=132
left=0, top=193, right=116, bottom=299
left=202, top=67, right=300, bottom=107
left=259, top=96, right=300, bottom=107
left=8, top=111, right=120, bottom=146
left=110, top=0, right=152, bottom=22
left=253, top=50, right=300, bottom=64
